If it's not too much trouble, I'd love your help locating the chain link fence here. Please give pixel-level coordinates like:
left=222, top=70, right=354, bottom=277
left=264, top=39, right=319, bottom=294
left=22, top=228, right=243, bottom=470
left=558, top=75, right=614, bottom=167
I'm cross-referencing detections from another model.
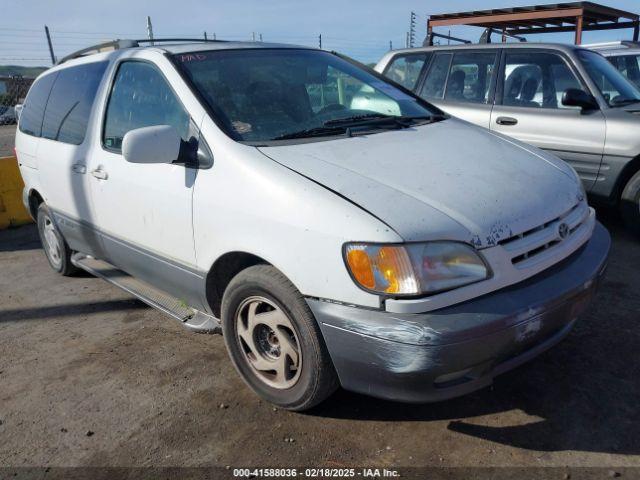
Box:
left=0, top=75, right=33, bottom=126
left=0, top=75, right=33, bottom=156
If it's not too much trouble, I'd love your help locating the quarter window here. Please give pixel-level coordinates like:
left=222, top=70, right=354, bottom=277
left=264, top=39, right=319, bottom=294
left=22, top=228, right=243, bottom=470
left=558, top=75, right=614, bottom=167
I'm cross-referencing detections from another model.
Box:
left=103, top=62, right=190, bottom=151
left=384, top=53, right=430, bottom=90
left=19, top=72, right=57, bottom=137
left=502, top=52, right=583, bottom=109
left=41, top=62, right=107, bottom=145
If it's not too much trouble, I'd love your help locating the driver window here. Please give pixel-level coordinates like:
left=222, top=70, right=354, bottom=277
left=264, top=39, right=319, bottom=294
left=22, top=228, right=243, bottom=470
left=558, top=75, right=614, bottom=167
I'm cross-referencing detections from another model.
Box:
left=103, top=61, right=191, bottom=151
left=503, top=52, right=583, bottom=110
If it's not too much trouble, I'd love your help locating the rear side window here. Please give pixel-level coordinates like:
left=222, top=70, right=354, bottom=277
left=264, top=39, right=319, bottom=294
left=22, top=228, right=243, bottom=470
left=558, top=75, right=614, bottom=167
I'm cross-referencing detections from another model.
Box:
left=19, top=72, right=57, bottom=137
left=103, top=61, right=190, bottom=151
left=41, top=61, right=108, bottom=145
left=419, top=53, right=452, bottom=100
left=444, top=52, right=497, bottom=104
left=384, top=53, right=430, bottom=90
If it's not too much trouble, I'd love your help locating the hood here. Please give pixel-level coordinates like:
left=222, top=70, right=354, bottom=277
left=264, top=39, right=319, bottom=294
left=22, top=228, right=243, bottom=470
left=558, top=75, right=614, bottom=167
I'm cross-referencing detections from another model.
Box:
left=259, top=119, right=582, bottom=248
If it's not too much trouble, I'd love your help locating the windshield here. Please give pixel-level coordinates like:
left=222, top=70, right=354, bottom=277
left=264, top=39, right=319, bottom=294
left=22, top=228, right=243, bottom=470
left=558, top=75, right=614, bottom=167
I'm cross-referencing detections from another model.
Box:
left=173, top=48, right=441, bottom=143
left=577, top=49, right=640, bottom=106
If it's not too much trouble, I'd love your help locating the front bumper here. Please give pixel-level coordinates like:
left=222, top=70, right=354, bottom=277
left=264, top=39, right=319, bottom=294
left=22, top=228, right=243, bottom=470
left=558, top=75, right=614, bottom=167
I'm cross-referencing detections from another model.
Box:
left=308, top=222, right=610, bottom=403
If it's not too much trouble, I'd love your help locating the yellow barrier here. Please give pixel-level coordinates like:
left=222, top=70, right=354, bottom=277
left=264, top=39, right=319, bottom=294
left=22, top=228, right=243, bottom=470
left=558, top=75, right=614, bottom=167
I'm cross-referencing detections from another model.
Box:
left=0, top=156, right=33, bottom=229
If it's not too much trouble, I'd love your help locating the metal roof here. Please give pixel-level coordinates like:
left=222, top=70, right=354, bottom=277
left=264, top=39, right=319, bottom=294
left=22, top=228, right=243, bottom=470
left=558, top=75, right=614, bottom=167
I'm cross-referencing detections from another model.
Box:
left=425, top=2, right=639, bottom=45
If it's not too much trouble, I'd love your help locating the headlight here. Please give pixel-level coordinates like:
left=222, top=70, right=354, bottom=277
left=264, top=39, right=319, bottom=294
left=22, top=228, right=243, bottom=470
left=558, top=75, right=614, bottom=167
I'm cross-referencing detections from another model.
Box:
left=344, top=242, right=490, bottom=296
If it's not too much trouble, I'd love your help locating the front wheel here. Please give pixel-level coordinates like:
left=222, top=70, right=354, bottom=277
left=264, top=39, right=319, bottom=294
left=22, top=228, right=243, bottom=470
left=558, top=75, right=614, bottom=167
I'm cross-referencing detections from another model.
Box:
left=37, top=203, right=78, bottom=276
left=620, top=170, right=640, bottom=237
left=221, top=265, right=338, bottom=411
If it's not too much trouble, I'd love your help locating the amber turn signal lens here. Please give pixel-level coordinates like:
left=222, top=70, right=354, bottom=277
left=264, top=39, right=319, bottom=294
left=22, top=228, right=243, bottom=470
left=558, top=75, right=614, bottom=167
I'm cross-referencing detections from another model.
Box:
left=346, top=248, right=375, bottom=289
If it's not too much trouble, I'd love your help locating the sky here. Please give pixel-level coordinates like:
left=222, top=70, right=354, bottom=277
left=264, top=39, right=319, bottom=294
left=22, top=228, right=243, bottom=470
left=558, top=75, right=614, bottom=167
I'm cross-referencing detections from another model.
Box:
left=1, top=0, right=639, bottom=67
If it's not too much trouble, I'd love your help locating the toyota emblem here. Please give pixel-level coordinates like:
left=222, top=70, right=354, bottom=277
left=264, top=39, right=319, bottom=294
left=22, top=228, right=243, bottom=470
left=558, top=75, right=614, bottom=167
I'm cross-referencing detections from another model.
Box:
left=558, top=223, right=570, bottom=240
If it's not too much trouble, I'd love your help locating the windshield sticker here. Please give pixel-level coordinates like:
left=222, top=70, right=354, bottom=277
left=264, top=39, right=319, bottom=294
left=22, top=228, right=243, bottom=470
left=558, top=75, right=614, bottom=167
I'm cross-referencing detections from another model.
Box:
left=370, top=81, right=414, bottom=101
left=179, top=53, right=207, bottom=62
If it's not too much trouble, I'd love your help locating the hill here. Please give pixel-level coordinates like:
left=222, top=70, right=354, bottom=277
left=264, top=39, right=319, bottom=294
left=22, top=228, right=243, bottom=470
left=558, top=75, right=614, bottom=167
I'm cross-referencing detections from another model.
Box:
left=0, top=65, right=48, bottom=78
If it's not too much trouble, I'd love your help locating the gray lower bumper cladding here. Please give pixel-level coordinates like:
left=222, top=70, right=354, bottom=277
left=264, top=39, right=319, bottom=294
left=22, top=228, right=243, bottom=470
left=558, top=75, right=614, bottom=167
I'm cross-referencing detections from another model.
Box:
left=308, top=222, right=610, bottom=403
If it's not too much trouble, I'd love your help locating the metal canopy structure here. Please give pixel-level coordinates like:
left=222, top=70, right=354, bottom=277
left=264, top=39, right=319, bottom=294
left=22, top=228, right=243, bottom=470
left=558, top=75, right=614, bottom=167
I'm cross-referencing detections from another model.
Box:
left=425, top=2, right=639, bottom=46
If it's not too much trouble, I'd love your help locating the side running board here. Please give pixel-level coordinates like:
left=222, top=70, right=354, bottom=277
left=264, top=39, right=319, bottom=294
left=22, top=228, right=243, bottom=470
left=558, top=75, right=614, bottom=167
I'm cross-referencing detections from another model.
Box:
left=71, top=253, right=221, bottom=334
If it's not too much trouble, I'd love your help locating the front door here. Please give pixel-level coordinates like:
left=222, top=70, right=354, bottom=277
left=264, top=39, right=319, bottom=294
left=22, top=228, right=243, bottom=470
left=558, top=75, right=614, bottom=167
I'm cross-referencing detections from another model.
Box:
left=490, top=50, right=606, bottom=191
left=87, top=59, right=203, bottom=307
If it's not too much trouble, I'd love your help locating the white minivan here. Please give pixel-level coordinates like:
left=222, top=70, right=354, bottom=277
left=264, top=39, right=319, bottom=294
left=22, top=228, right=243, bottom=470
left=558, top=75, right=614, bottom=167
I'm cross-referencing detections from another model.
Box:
left=15, top=40, right=609, bottom=410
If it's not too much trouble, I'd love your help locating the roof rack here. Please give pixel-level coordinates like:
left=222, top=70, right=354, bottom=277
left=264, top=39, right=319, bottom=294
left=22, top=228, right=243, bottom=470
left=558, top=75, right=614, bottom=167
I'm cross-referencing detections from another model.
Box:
left=57, top=38, right=225, bottom=65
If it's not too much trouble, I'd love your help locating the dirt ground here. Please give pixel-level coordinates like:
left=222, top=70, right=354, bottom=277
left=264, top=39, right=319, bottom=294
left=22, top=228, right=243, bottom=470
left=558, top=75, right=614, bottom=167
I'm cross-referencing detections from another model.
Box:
left=0, top=211, right=639, bottom=476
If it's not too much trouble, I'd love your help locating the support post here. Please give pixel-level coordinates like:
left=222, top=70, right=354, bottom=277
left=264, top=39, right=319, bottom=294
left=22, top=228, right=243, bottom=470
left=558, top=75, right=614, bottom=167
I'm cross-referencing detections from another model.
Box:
left=575, top=15, right=583, bottom=45
left=425, top=19, right=433, bottom=46
left=44, top=25, right=56, bottom=65
left=634, top=20, right=639, bottom=42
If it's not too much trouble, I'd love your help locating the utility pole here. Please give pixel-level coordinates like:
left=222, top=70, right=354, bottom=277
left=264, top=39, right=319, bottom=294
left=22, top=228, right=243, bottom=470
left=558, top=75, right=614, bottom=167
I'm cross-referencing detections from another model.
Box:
left=318, top=34, right=322, bottom=49
left=44, top=25, right=56, bottom=65
left=146, top=16, right=154, bottom=45
left=259, top=33, right=263, bottom=42
left=409, top=11, right=417, bottom=48
left=252, top=32, right=256, bottom=42
left=204, top=31, right=208, bottom=40
left=213, top=32, right=216, bottom=40
left=389, top=40, right=393, bottom=50
left=405, top=31, right=409, bottom=48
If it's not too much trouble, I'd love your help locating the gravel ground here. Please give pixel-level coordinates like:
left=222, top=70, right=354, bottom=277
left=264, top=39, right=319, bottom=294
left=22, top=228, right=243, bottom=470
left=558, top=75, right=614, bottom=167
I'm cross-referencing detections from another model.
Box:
left=0, top=211, right=638, bottom=478
left=0, top=125, right=16, bottom=157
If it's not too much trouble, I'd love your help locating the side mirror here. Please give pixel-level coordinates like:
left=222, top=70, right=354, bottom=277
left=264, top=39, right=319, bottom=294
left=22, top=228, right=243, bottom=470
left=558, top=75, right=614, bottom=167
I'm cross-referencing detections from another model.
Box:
left=562, top=88, right=599, bottom=111
left=14, top=104, right=23, bottom=121
left=122, top=125, right=181, bottom=164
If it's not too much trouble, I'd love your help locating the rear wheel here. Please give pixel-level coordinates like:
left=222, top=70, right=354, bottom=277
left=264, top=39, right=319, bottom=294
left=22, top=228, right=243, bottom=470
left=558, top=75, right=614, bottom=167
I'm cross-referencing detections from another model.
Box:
left=221, top=265, right=338, bottom=411
left=620, top=170, right=640, bottom=237
left=36, top=203, right=78, bottom=276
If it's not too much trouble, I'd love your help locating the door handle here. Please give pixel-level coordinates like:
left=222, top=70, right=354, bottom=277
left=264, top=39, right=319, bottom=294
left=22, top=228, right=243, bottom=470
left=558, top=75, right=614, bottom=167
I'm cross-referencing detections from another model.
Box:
left=71, top=163, right=86, bottom=174
left=90, top=168, right=108, bottom=180
left=496, top=116, right=518, bottom=126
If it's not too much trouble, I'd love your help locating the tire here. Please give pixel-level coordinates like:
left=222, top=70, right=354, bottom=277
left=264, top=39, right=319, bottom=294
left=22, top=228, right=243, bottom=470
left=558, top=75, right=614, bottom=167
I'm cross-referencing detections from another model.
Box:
left=221, top=265, right=338, bottom=411
left=620, top=170, right=640, bottom=237
left=36, top=203, right=78, bottom=276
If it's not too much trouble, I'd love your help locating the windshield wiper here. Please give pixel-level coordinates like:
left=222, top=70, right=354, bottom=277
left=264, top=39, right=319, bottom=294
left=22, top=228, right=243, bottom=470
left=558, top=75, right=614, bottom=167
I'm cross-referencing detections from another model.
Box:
left=271, top=113, right=447, bottom=141
left=271, top=125, right=347, bottom=141
left=324, top=113, right=443, bottom=128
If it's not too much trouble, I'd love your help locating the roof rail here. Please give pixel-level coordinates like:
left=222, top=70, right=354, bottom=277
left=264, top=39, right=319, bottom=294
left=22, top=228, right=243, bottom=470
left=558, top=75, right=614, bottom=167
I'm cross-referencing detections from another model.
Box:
left=57, top=38, right=225, bottom=65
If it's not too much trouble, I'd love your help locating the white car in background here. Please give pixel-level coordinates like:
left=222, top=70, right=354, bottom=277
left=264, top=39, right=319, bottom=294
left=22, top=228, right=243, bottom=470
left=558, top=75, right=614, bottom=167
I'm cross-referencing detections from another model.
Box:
left=0, top=106, right=16, bottom=125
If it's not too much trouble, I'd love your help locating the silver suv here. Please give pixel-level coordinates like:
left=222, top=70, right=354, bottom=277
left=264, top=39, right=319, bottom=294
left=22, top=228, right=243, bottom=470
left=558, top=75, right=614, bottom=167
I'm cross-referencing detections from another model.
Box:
left=376, top=43, right=640, bottom=235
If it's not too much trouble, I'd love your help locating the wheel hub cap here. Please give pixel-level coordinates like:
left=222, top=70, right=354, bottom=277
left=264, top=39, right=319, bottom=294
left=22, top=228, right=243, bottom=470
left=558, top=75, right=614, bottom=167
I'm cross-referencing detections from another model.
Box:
left=43, top=216, right=62, bottom=267
left=235, top=296, right=302, bottom=389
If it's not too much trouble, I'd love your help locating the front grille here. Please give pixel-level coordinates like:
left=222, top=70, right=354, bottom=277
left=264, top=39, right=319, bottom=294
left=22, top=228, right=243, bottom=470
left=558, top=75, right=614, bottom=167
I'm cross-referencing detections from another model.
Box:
left=498, top=201, right=589, bottom=268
